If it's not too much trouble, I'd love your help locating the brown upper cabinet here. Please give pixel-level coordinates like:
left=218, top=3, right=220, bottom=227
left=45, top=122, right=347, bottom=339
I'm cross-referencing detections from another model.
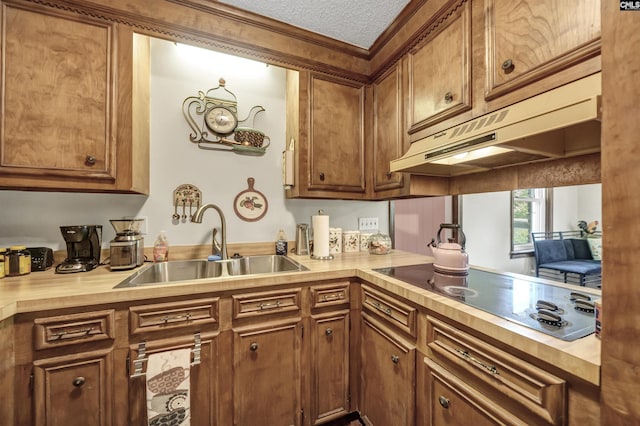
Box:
left=0, top=0, right=601, bottom=197
left=406, top=1, right=472, bottom=134
left=484, top=0, right=601, bottom=101
left=286, top=70, right=366, bottom=199
left=0, top=1, right=149, bottom=193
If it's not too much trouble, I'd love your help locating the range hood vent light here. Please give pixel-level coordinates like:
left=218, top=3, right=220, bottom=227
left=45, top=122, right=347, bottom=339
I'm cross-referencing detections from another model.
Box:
left=391, top=73, right=602, bottom=177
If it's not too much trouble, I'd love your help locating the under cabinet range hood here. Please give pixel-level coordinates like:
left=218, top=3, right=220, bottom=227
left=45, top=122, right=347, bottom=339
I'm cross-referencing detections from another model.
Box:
left=391, top=73, right=602, bottom=177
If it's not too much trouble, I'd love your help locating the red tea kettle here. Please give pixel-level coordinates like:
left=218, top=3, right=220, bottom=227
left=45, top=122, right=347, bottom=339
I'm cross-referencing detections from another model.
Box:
left=428, top=223, right=469, bottom=274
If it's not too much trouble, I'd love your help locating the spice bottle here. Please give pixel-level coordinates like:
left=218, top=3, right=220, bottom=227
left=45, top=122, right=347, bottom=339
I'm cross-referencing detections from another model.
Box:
left=276, top=229, right=288, bottom=255
left=6, top=245, right=31, bottom=276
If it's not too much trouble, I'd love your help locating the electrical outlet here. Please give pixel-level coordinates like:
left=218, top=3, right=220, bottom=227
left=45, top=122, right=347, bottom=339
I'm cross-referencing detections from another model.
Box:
left=358, top=217, right=379, bottom=231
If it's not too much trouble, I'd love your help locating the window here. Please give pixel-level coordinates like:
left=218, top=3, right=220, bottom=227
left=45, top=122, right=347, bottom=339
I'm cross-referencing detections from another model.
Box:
left=511, top=188, right=551, bottom=254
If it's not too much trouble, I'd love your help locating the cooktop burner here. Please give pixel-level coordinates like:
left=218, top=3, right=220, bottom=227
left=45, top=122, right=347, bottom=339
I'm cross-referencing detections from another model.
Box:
left=374, top=263, right=596, bottom=341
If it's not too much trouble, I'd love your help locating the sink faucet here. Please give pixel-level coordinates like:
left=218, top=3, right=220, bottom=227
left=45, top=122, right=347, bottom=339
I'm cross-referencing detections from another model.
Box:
left=191, top=203, right=228, bottom=260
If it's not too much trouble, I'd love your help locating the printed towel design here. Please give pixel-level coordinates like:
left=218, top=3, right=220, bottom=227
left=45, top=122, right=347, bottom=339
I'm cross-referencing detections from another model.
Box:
left=146, top=348, right=191, bottom=426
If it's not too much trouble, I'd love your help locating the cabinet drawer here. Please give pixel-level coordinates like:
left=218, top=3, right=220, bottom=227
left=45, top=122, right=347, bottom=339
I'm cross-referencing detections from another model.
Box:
left=34, top=309, right=115, bottom=350
left=310, top=282, right=350, bottom=308
left=361, top=285, right=416, bottom=338
left=232, top=288, right=302, bottom=320
left=426, top=316, right=566, bottom=425
left=129, top=298, right=219, bottom=335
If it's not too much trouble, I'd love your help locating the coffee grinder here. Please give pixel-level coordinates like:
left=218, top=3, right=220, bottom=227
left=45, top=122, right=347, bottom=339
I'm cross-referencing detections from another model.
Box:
left=109, top=219, right=145, bottom=270
left=56, top=225, right=103, bottom=273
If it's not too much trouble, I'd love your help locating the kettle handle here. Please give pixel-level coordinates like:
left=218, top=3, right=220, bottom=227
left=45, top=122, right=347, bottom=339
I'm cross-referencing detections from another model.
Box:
left=436, top=223, right=466, bottom=250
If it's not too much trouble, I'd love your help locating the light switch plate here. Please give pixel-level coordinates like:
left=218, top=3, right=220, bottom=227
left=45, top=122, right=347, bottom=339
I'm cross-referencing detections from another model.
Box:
left=359, top=217, right=379, bottom=231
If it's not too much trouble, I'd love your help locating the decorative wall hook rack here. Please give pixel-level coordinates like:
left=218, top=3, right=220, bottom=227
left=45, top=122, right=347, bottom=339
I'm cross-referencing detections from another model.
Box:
left=173, top=184, right=202, bottom=221
left=182, top=77, right=268, bottom=156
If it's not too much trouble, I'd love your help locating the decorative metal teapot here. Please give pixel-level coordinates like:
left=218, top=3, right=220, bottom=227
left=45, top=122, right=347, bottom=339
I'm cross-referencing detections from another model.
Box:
left=428, top=223, right=469, bottom=274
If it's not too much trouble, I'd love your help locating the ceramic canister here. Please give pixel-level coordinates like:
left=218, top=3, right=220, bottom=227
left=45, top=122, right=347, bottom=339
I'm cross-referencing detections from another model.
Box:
left=342, top=230, right=360, bottom=253
left=360, top=233, right=372, bottom=252
left=329, top=228, right=342, bottom=254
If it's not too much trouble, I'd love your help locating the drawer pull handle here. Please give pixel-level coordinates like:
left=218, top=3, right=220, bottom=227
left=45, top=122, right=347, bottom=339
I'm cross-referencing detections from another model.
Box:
left=250, top=342, right=259, bottom=352
left=258, top=300, right=281, bottom=310
left=391, top=355, right=400, bottom=364
left=455, top=348, right=499, bottom=375
left=444, top=91, right=453, bottom=103
left=85, top=155, right=96, bottom=166
left=72, top=376, right=86, bottom=387
left=372, top=301, right=392, bottom=316
left=321, top=293, right=344, bottom=302
left=50, top=327, right=96, bottom=340
left=438, top=396, right=450, bottom=409
left=160, top=313, right=192, bottom=324
left=325, top=328, right=333, bottom=336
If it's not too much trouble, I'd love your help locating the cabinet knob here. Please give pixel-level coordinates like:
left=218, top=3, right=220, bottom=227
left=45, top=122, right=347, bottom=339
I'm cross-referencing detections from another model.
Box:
left=72, top=376, right=86, bottom=387
left=249, top=342, right=259, bottom=352
left=501, top=59, right=514, bottom=73
left=391, top=355, right=400, bottom=364
left=325, top=328, right=333, bottom=336
left=85, top=155, right=96, bottom=166
left=438, top=395, right=450, bottom=409
left=319, top=172, right=325, bottom=181
left=444, top=92, right=453, bottom=103
left=386, top=171, right=392, bottom=179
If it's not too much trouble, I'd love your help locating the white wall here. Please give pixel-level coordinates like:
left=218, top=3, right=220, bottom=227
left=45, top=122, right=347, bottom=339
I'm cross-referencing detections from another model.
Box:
left=461, top=184, right=602, bottom=275
left=0, top=37, right=388, bottom=251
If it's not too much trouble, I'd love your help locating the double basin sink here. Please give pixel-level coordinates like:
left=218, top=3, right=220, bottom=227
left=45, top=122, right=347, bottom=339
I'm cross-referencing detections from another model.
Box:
left=114, top=255, right=308, bottom=288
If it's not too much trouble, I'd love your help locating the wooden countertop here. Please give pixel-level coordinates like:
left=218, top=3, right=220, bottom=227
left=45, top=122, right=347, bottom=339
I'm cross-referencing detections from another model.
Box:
left=0, top=249, right=600, bottom=385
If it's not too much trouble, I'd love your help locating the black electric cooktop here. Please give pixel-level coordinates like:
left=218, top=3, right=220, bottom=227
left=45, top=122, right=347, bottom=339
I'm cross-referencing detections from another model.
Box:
left=374, top=263, right=596, bottom=341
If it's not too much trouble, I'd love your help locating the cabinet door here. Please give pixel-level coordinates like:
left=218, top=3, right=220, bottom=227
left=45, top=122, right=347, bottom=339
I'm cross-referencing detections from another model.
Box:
left=372, top=63, right=405, bottom=193
left=0, top=3, right=116, bottom=181
left=233, top=320, right=302, bottom=426
left=485, top=0, right=600, bottom=99
left=33, top=349, right=113, bottom=426
left=0, top=3, right=149, bottom=193
left=127, top=334, right=218, bottom=426
left=309, top=74, right=365, bottom=193
left=423, top=357, right=523, bottom=426
left=407, top=1, right=471, bottom=133
left=286, top=70, right=366, bottom=199
left=359, top=316, right=415, bottom=426
left=310, top=311, right=350, bottom=424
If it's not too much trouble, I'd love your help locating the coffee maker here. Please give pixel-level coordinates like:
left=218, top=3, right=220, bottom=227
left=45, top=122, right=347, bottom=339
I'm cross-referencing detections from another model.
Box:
left=109, top=219, right=145, bottom=270
left=56, top=225, right=103, bottom=273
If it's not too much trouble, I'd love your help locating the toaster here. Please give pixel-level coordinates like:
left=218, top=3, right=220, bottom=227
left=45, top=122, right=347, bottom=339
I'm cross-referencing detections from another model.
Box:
left=26, top=247, right=54, bottom=271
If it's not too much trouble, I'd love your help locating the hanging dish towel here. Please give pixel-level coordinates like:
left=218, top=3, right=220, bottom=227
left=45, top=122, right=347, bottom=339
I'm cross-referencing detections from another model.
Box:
left=146, top=348, right=191, bottom=426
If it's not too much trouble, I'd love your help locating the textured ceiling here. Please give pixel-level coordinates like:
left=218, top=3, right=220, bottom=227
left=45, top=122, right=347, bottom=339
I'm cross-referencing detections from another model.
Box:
left=217, top=0, right=411, bottom=49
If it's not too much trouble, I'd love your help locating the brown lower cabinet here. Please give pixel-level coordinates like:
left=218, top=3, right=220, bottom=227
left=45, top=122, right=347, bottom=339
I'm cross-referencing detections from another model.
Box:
left=32, top=349, right=114, bottom=426
left=423, top=357, right=525, bottom=425
left=310, top=311, right=351, bottom=424
left=12, top=278, right=599, bottom=426
left=127, top=333, right=219, bottom=426
left=359, top=315, right=416, bottom=426
left=232, top=320, right=302, bottom=426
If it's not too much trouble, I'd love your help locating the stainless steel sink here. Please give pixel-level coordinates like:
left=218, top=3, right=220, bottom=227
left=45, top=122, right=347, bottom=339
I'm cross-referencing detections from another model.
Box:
left=114, top=255, right=308, bottom=288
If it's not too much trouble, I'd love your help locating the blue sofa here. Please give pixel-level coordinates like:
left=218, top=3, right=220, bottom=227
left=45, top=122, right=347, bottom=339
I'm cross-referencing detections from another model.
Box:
left=532, top=231, right=602, bottom=287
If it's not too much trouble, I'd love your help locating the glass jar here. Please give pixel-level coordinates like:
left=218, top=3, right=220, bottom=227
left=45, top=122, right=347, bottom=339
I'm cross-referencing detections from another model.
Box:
left=6, top=245, right=31, bottom=277
left=368, top=233, right=392, bottom=255
left=0, top=248, right=6, bottom=279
